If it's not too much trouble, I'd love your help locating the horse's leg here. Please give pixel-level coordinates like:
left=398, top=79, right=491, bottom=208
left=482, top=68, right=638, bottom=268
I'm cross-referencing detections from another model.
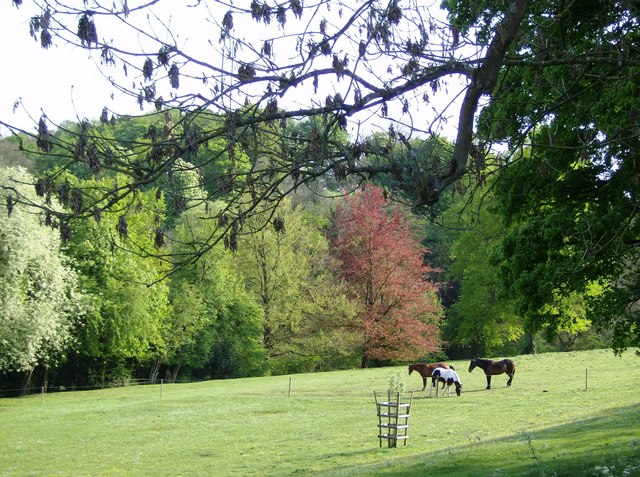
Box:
left=507, top=369, right=515, bottom=386
left=422, top=376, right=427, bottom=391
left=486, top=375, right=492, bottom=390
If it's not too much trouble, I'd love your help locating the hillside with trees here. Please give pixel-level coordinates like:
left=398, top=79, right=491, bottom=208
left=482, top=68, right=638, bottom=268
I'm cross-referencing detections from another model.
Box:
left=1, top=0, right=639, bottom=391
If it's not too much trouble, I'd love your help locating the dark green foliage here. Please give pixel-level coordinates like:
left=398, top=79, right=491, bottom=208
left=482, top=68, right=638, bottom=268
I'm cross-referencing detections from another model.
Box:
left=467, top=1, right=640, bottom=352
left=492, top=129, right=640, bottom=350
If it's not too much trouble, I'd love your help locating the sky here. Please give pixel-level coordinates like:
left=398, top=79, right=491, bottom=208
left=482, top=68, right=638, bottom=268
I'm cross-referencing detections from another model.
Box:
left=0, top=2, right=141, bottom=135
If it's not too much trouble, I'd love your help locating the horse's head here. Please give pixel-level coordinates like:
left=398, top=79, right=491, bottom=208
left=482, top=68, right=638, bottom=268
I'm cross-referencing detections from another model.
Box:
left=454, top=381, right=462, bottom=396
left=468, top=359, right=477, bottom=373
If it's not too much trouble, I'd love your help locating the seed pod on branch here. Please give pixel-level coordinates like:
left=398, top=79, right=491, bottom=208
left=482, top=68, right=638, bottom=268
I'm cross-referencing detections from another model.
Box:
left=71, top=189, right=83, bottom=216
left=273, top=216, right=285, bottom=233
left=37, top=116, right=53, bottom=152
left=77, top=13, right=98, bottom=47
left=93, top=207, right=101, bottom=224
left=58, top=182, right=70, bottom=207
left=142, top=57, right=154, bottom=80
left=60, top=221, right=71, bottom=242
left=6, top=196, right=15, bottom=217
left=154, top=227, right=165, bottom=248
left=118, top=215, right=128, bottom=239
left=168, top=63, right=180, bottom=89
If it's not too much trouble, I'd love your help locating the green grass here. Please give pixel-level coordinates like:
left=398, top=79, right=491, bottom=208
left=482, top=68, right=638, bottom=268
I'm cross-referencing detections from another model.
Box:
left=1, top=349, right=639, bottom=476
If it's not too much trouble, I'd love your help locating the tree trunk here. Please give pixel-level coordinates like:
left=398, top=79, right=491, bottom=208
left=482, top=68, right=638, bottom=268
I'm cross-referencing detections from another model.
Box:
left=149, top=357, right=163, bottom=384
left=523, top=332, right=537, bottom=354
left=20, top=368, right=34, bottom=395
left=101, top=361, right=107, bottom=389
left=471, top=340, right=479, bottom=358
left=170, top=364, right=181, bottom=383
left=42, top=364, right=49, bottom=392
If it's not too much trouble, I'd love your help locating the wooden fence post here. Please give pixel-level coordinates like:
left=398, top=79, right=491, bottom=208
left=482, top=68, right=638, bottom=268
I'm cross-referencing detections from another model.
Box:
left=585, top=368, right=588, bottom=391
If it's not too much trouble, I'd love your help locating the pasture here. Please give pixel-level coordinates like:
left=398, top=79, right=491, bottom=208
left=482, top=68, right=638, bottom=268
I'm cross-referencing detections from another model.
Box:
left=1, top=349, right=639, bottom=476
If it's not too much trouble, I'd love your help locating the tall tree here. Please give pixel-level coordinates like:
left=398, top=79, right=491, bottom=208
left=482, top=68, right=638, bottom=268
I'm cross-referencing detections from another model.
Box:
left=465, top=1, right=640, bottom=352
left=491, top=134, right=640, bottom=352
left=63, top=175, right=171, bottom=384
left=445, top=190, right=523, bottom=357
left=161, top=205, right=267, bottom=381
left=236, top=197, right=359, bottom=374
left=330, top=186, right=443, bottom=367
left=0, top=167, right=84, bottom=383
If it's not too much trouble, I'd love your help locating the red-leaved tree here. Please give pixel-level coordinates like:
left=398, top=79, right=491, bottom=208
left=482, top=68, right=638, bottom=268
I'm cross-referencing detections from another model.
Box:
left=330, top=186, right=443, bottom=368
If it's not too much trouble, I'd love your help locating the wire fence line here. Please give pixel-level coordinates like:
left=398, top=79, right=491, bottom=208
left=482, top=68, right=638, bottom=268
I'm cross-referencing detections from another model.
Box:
left=0, top=377, right=184, bottom=399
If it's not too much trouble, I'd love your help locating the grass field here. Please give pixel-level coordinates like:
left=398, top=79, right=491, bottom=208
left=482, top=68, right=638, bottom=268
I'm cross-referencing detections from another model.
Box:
left=1, top=349, right=639, bottom=476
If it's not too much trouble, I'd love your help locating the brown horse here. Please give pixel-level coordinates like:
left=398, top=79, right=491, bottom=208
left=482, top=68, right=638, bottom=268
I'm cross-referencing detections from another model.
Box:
left=408, top=362, right=455, bottom=391
left=468, top=358, right=516, bottom=389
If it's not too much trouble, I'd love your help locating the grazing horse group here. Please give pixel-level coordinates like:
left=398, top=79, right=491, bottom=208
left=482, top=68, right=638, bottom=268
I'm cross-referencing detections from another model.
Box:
left=408, top=358, right=516, bottom=395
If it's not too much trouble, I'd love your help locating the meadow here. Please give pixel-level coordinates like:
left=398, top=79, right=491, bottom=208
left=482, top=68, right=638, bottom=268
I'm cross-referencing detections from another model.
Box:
left=1, top=349, right=639, bottom=476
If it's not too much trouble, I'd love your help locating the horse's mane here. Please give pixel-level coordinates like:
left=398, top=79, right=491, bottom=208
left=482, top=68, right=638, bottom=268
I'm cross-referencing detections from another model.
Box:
left=474, top=358, right=493, bottom=365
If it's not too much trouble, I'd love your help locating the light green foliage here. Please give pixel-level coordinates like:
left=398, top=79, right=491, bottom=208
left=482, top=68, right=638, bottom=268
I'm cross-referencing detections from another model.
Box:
left=0, top=167, right=83, bottom=372
left=446, top=193, right=523, bottom=355
left=0, top=137, right=34, bottom=172
left=388, top=370, right=407, bottom=394
left=236, top=197, right=359, bottom=373
left=164, top=204, right=267, bottom=378
left=64, top=176, right=170, bottom=364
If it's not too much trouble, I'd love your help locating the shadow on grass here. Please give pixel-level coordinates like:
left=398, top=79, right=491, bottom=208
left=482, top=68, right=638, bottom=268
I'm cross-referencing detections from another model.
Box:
left=321, top=403, right=640, bottom=477
left=411, top=387, right=493, bottom=400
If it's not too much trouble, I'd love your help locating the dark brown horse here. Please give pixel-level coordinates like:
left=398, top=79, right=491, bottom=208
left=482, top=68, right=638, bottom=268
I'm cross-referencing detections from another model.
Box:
left=408, top=362, right=455, bottom=391
left=468, top=358, right=516, bottom=389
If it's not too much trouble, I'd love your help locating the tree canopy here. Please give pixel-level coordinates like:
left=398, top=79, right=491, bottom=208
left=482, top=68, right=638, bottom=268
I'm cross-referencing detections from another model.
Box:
left=3, top=0, right=528, bottom=264
left=0, top=167, right=84, bottom=373
left=2, top=0, right=640, bottom=353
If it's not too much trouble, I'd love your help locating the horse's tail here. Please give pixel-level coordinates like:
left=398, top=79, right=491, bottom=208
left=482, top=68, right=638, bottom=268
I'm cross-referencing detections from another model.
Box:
left=450, top=365, right=455, bottom=371
left=507, top=360, right=516, bottom=376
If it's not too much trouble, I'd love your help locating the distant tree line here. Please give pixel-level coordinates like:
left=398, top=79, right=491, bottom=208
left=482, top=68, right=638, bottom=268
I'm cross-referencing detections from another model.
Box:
left=3, top=0, right=639, bottom=387
left=0, top=110, right=616, bottom=394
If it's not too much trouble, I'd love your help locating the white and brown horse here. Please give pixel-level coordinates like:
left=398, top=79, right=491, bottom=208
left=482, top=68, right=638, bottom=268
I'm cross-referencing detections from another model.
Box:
left=431, top=367, right=462, bottom=397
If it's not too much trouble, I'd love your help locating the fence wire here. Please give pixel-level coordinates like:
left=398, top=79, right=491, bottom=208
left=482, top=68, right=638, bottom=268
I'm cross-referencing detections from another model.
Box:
left=0, top=377, right=186, bottom=398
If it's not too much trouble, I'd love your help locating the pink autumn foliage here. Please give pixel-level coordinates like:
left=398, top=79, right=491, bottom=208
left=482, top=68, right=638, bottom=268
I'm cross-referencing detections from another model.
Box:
left=330, top=186, right=443, bottom=365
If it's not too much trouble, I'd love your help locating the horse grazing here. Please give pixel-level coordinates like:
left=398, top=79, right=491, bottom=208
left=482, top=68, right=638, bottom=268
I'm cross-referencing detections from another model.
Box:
left=468, top=358, right=516, bottom=389
left=408, top=362, right=455, bottom=391
left=431, top=367, right=462, bottom=397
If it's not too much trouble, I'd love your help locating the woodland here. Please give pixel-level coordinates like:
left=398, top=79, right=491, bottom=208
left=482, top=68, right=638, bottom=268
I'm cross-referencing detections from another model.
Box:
left=1, top=0, right=639, bottom=391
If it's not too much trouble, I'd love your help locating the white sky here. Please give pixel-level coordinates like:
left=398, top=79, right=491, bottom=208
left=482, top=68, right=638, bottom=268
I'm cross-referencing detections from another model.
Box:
left=0, top=2, right=141, bottom=135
